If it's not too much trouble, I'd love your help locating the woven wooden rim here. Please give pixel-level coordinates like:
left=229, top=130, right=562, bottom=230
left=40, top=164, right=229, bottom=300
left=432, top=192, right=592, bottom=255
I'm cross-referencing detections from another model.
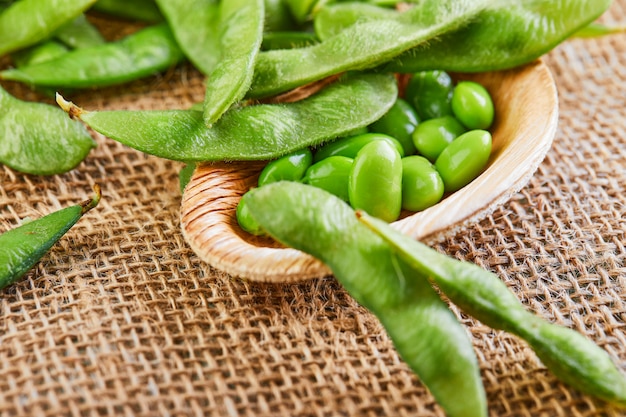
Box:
left=180, top=60, right=558, bottom=283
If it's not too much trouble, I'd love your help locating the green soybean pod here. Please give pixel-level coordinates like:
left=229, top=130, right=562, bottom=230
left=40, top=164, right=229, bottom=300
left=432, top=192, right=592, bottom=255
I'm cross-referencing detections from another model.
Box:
left=349, top=140, right=402, bottom=222
left=451, top=81, right=494, bottom=130
left=385, top=0, right=612, bottom=73
left=179, top=163, right=196, bottom=193
left=202, top=0, right=265, bottom=126
left=54, top=14, right=105, bottom=49
left=261, top=31, right=319, bottom=51
left=258, top=148, right=313, bottom=186
left=0, top=24, right=185, bottom=89
left=0, top=185, right=101, bottom=290
left=92, top=0, right=164, bottom=22
left=435, top=129, right=492, bottom=192
left=154, top=0, right=220, bottom=76
left=313, top=132, right=404, bottom=163
left=401, top=155, right=444, bottom=212
left=11, top=40, right=69, bottom=68
left=368, top=98, right=419, bottom=155
left=358, top=212, right=626, bottom=409
left=0, top=0, right=97, bottom=56
left=412, top=115, right=466, bottom=162
left=58, top=72, right=397, bottom=162
left=264, top=0, right=296, bottom=32
left=303, top=155, right=353, bottom=201
left=248, top=0, right=487, bottom=98
left=313, top=2, right=397, bottom=40
left=242, top=182, right=487, bottom=417
left=0, top=86, right=95, bottom=175
left=404, top=70, right=454, bottom=121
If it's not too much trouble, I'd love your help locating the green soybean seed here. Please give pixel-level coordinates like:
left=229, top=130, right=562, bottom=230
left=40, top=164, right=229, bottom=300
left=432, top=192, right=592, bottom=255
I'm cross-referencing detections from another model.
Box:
left=0, top=86, right=95, bottom=176
left=236, top=197, right=266, bottom=236
left=242, top=182, right=487, bottom=417
left=349, top=140, right=402, bottom=223
left=258, top=148, right=313, bottom=186
left=179, top=163, right=196, bottom=193
left=0, top=24, right=185, bottom=89
left=313, top=132, right=405, bottom=163
left=412, top=115, right=466, bottom=162
left=303, top=155, right=353, bottom=201
left=404, top=70, right=454, bottom=120
left=451, top=81, right=495, bottom=130
left=401, top=155, right=444, bottom=212
left=359, top=212, right=626, bottom=410
left=0, top=185, right=101, bottom=290
left=369, top=98, right=419, bottom=155
left=435, top=129, right=492, bottom=192
left=58, top=73, right=397, bottom=162
left=0, top=0, right=97, bottom=56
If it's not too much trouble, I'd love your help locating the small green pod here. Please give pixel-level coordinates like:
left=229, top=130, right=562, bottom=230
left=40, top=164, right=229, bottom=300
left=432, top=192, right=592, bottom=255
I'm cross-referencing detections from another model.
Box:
left=178, top=163, right=196, bottom=193
left=0, top=186, right=100, bottom=290
left=435, top=129, right=492, bottom=192
left=401, top=156, right=444, bottom=212
left=412, top=115, right=466, bottom=162
left=451, top=81, right=495, bottom=130
left=314, top=132, right=405, bottom=163
left=369, top=98, right=419, bottom=155
left=404, top=70, right=454, bottom=120
left=261, top=31, right=319, bottom=51
left=303, top=155, right=353, bottom=201
left=258, top=148, right=313, bottom=186
left=236, top=197, right=266, bottom=236
left=11, top=40, right=69, bottom=68
left=349, top=140, right=402, bottom=222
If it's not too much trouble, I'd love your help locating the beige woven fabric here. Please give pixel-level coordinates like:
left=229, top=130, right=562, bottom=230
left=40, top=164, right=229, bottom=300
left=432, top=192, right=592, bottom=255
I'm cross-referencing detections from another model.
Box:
left=1, top=3, right=626, bottom=416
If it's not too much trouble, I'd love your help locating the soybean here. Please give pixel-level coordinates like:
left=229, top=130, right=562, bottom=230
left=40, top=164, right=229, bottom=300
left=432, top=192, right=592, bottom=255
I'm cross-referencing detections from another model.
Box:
left=412, top=115, right=466, bottom=162
left=435, top=129, right=492, bottom=192
left=368, top=98, right=419, bottom=155
left=401, top=156, right=444, bottom=212
left=451, top=81, right=494, bottom=130
left=0, top=185, right=101, bottom=290
left=313, top=132, right=405, bottom=163
left=303, top=155, right=353, bottom=201
left=404, top=70, right=454, bottom=121
left=257, top=148, right=313, bottom=186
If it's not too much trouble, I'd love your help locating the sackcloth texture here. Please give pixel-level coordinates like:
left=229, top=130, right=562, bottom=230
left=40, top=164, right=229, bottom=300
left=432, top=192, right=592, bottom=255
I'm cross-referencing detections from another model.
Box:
left=1, top=3, right=626, bottom=416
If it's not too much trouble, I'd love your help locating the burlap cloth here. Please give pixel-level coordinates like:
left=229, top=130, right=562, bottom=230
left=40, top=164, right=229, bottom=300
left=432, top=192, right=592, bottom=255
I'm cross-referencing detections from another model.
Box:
left=1, top=3, right=626, bottom=416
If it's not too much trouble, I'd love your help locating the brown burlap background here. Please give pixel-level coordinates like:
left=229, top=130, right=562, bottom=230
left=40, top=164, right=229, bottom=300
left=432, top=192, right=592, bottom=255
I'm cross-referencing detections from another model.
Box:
left=2, top=3, right=626, bottom=416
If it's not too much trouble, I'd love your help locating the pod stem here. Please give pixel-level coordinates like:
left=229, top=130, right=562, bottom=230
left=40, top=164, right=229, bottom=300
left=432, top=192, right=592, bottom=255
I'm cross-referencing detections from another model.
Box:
left=80, top=184, right=101, bottom=214
left=55, top=93, right=87, bottom=119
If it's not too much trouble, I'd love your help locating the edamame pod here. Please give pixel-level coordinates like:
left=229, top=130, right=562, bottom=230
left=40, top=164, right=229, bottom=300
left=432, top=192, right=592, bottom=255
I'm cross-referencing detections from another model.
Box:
left=242, top=182, right=487, bottom=417
left=247, top=0, right=488, bottom=98
left=385, top=0, right=612, bottom=73
left=0, top=86, right=95, bottom=175
left=0, top=24, right=185, bottom=89
left=0, top=0, right=97, bottom=56
left=202, top=0, right=265, bottom=126
left=358, top=212, right=626, bottom=409
left=53, top=14, right=105, bottom=49
left=11, top=40, right=69, bottom=68
left=92, top=0, right=164, bottom=22
left=0, top=185, right=101, bottom=290
left=57, top=73, right=397, bottom=162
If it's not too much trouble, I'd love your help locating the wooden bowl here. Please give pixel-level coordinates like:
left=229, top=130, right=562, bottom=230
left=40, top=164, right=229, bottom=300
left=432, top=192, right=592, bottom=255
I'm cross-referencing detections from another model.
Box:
left=180, top=60, right=558, bottom=282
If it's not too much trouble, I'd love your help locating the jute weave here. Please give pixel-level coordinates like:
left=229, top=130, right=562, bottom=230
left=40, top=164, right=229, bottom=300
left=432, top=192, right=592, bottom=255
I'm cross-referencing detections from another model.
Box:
left=1, top=3, right=626, bottom=416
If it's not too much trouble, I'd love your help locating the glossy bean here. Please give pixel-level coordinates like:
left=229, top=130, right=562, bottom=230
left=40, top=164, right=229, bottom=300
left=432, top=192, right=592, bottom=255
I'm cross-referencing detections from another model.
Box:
left=368, top=98, right=419, bottom=155
left=0, top=24, right=185, bottom=89
left=0, top=0, right=96, bottom=56
left=247, top=0, right=487, bottom=98
left=236, top=197, right=265, bottom=236
left=202, top=0, right=265, bottom=126
left=313, top=132, right=404, bottom=163
left=359, top=212, right=626, bottom=409
left=404, top=70, right=454, bottom=120
left=302, top=155, right=353, bottom=201
left=0, top=186, right=100, bottom=290
left=451, top=81, right=494, bottom=130
left=0, top=86, right=95, bottom=175
left=242, top=182, right=487, bottom=417
left=412, top=115, right=466, bottom=162
left=435, top=129, right=492, bottom=192
left=258, top=148, right=313, bottom=186
left=349, top=140, right=402, bottom=222
left=385, top=0, right=612, bottom=73
left=401, top=155, right=444, bottom=211
left=58, top=72, right=397, bottom=162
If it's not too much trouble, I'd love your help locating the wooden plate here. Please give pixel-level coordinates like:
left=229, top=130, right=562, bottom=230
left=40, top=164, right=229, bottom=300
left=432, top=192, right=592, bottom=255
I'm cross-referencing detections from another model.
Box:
left=180, top=60, right=558, bottom=282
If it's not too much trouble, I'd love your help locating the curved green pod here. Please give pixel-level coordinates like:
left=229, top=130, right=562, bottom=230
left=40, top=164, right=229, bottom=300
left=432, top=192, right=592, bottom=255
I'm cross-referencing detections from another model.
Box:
left=0, top=86, right=95, bottom=175
left=0, top=0, right=97, bottom=56
left=247, top=0, right=487, bottom=98
left=53, top=14, right=105, bottom=50
left=242, top=182, right=487, bottom=417
left=358, top=212, right=626, bottom=409
left=0, top=24, right=185, bottom=89
left=91, top=0, right=164, bottom=22
left=385, top=0, right=613, bottom=73
left=58, top=72, right=397, bottom=162
left=0, top=186, right=101, bottom=290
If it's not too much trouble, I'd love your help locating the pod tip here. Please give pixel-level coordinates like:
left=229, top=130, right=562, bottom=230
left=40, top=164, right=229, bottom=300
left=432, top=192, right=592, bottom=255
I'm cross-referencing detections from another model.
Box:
left=56, top=93, right=85, bottom=119
left=80, top=184, right=101, bottom=214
